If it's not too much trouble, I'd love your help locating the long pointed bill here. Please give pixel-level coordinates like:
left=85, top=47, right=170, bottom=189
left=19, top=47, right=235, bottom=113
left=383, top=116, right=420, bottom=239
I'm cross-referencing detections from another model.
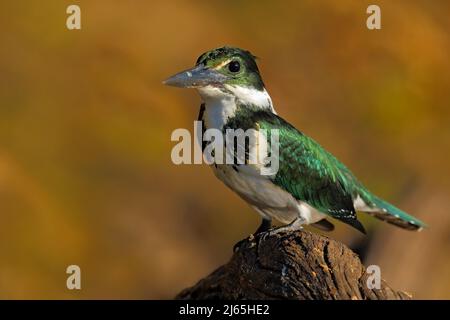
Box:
left=163, top=65, right=229, bottom=88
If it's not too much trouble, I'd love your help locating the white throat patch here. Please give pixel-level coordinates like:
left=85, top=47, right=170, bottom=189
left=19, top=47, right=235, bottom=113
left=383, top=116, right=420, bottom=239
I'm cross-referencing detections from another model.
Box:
left=198, top=85, right=275, bottom=129
left=224, top=85, right=274, bottom=112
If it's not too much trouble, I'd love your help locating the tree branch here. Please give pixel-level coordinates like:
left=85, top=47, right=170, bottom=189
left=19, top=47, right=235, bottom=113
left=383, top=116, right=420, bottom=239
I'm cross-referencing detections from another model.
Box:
left=176, top=229, right=412, bottom=300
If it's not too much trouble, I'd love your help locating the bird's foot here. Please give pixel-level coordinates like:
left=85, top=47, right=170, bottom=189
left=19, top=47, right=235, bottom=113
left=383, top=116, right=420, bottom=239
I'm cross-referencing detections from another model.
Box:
left=233, top=218, right=272, bottom=253
left=265, top=218, right=305, bottom=237
left=255, top=218, right=272, bottom=234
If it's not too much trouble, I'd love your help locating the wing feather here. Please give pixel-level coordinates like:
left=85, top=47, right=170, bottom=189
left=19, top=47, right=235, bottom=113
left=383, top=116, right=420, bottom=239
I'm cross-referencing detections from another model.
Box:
left=225, top=106, right=365, bottom=232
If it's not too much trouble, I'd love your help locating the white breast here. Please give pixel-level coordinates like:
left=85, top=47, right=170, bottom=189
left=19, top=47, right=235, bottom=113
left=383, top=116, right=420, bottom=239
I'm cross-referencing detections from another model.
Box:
left=198, top=86, right=236, bottom=130
left=212, top=164, right=326, bottom=225
left=212, top=164, right=298, bottom=222
left=197, top=85, right=326, bottom=226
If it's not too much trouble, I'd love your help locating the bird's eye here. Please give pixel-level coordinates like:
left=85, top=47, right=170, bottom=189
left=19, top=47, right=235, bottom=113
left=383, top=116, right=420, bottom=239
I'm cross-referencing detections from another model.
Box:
left=228, top=60, right=240, bottom=73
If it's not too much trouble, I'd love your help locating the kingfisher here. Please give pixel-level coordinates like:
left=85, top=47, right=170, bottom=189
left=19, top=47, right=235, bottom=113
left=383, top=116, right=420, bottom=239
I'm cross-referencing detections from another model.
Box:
left=164, top=46, right=425, bottom=235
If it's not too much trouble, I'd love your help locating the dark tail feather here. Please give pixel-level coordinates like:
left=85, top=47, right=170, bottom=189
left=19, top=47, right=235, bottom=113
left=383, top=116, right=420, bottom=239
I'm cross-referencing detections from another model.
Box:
left=341, top=217, right=367, bottom=234
left=366, top=196, right=426, bottom=231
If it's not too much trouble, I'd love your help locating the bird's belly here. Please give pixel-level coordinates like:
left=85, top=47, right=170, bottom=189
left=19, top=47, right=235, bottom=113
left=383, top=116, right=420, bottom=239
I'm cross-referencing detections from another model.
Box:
left=211, top=164, right=300, bottom=223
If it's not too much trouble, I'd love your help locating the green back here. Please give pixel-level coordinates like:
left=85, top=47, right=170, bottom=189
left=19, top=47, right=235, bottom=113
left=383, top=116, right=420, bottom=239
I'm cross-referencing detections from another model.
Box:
left=224, top=105, right=367, bottom=232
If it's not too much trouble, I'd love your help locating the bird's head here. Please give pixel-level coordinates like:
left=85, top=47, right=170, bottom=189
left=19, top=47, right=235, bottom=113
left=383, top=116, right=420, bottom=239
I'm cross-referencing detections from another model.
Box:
left=163, top=46, right=265, bottom=94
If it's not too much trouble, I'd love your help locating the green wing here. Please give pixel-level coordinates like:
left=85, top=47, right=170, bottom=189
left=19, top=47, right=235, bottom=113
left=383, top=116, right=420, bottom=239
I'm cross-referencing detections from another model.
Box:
left=225, top=107, right=366, bottom=232
left=224, top=105, right=426, bottom=232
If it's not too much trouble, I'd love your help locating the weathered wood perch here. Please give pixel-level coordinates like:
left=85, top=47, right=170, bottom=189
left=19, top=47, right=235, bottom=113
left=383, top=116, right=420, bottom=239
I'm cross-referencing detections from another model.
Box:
left=176, top=230, right=412, bottom=300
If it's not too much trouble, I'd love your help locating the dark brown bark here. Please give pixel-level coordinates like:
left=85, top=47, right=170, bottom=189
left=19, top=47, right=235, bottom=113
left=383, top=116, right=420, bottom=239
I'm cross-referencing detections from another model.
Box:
left=176, top=229, right=412, bottom=300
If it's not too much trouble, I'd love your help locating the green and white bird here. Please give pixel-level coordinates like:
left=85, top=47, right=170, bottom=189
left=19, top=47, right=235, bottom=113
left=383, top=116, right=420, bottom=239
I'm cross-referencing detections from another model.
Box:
left=164, top=46, right=425, bottom=235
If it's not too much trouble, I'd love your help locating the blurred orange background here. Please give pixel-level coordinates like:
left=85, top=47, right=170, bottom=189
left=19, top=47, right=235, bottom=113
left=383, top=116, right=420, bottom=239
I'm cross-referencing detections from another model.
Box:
left=0, top=0, right=449, bottom=299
